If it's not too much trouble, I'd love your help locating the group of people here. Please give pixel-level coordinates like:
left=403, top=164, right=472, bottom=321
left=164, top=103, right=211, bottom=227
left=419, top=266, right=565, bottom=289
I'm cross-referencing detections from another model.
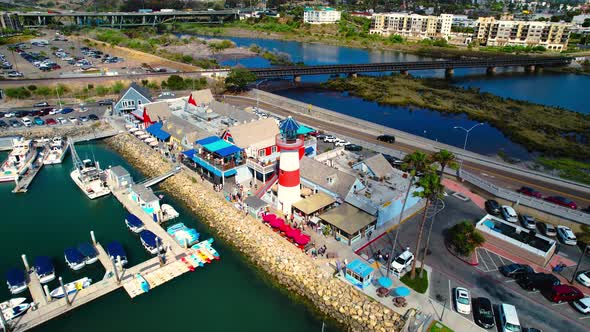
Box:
left=373, top=249, right=390, bottom=263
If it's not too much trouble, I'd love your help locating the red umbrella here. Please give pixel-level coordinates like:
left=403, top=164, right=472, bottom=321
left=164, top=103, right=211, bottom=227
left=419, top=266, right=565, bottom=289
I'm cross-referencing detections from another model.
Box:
left=262, top=214, right=276, bottom=222
left=294, top=234, right=310, bottom=245
left=269, top=218, right=284, bottom=228
left=279, top=222, right=291, bottom=233
left=286, top=228, right=301, bottom=239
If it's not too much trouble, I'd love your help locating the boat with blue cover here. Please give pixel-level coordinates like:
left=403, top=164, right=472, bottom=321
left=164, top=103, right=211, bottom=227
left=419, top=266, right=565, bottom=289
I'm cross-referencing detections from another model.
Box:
left=139, top=230, right=161, bottom=255
left=125, top=213, right=145, bottom=233
left=33, top=256, right=55, bottom=284
left=64, top=248, right=86, bottom=271
left=78, top=242, right=98, bottom=265
left=166, top=223, right=199, bottom=247
left=106, top=241, right=128, bottom=267
left=6, top=268, right=27, bottom=295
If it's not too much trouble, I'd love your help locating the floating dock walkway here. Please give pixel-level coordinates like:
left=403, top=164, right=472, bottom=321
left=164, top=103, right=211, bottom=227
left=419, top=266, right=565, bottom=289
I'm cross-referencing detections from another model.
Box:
left=12, top=144, right=49, bottom=194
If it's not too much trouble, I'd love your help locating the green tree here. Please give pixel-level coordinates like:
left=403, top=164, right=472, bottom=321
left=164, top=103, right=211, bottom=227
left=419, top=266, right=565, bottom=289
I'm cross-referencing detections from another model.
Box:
left=410, top=171, right=444, bottom=279
left=388, top=34, right=404, bottom=43
left=448, top=221, right=485, bottom=256
left=431, top=149, right=458, bottom=177
left=224, top=68, right=256, bottom=92
left=166, top=75, right=185, bottom=90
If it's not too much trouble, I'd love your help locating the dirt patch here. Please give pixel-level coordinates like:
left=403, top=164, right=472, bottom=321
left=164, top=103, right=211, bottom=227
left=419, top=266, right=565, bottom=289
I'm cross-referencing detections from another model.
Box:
left=163, top=38, right=256, bottom=63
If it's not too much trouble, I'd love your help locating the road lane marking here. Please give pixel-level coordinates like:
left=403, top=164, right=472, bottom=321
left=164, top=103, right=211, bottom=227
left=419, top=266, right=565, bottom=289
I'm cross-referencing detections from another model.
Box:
left=579, top=316, right=590, bottom=320
left=552, top=303, right=567, bottom=306
left=505, top=279, right=516, bottom=283
left=448, top=279, right=452, bottom=310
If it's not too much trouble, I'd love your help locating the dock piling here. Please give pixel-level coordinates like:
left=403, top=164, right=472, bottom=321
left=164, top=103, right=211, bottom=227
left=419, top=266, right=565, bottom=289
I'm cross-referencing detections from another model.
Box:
left=90, top=231, right=96, bottom=245
left=21, top=254, right=30, bottom=271
left=59, top=277, right=71, bottom=306
left=156, top=237, right=164, bottom=267
left=112, top=256, right=120, bottom=284
left=43, top=285, right=51, bottom=302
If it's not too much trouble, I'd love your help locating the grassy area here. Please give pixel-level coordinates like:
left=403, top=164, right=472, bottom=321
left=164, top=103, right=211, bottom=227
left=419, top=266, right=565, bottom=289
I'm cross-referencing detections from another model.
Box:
left=400, top=268, right=428, bottom=294
left=428, top=321, right=454, bottom=332
left=322, top=75, right=590, bottom=159
left=536, top=158, right=590, bottom=185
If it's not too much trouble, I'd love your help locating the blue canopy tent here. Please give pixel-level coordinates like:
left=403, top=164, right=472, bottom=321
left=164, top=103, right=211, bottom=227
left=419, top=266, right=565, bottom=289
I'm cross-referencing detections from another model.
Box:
left=146, top=122, right=171, bottom=141
left=186, top=136, right=244, bottom=185
left=196, top=136, right=221, bottom=145
left=33, top=256, right=54, bottom=275
left=78, top=242, right=98, bottom=263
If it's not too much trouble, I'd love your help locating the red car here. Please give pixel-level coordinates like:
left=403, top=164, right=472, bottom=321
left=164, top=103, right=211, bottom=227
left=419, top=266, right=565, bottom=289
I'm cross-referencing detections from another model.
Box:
left=45, top=118, right=57, bottom=125
left=544, top=196, right=577, bottom=209
left=517, top=186, right=543, bottom=199
left=544, top=285, right=584, bottom=303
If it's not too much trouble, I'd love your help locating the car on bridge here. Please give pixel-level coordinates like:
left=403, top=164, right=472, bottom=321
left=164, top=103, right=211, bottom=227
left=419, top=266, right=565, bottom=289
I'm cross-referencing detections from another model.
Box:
left=377, top=134, right=395, bottom=143
left=517, top=186, right=543, bottom=199
left=544, top=196, right=577, bottom=209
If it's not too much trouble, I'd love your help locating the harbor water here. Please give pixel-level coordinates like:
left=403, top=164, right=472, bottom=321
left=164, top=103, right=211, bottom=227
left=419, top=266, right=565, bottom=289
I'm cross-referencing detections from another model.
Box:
left=0, top=143, right=335, bottom=331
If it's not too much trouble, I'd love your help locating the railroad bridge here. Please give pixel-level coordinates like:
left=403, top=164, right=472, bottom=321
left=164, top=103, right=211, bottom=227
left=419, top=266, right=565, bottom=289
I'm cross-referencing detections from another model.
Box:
left=18, top=10, right=240, bottom=28
left=248, top=56, right=572, bottom=81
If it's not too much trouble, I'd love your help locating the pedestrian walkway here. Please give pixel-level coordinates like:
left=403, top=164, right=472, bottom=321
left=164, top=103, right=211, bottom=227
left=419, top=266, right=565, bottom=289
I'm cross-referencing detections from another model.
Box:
left=442, top=178, right=486, bottom=209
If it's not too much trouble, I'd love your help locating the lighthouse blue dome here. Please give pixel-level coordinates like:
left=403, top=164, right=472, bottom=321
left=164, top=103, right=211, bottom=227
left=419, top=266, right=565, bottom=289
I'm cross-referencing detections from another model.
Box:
left=280, top=116, right=300, bottom=140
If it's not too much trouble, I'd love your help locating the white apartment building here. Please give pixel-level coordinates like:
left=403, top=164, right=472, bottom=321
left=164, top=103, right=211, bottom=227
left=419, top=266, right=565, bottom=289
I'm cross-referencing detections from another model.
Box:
left=369, top=13, right=453, bottom=40
left=303, top=7, right=341, bottom=24
left=474, top=17, right=571, bottom=51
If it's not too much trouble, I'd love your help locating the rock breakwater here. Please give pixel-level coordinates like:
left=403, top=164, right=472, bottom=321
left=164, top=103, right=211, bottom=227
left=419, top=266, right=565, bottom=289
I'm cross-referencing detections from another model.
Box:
left=106, top=133, right=404, bottom=332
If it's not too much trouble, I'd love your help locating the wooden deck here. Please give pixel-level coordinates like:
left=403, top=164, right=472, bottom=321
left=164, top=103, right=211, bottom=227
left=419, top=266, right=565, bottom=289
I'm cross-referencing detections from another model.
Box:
left=12, top=145, right=48, bottom=193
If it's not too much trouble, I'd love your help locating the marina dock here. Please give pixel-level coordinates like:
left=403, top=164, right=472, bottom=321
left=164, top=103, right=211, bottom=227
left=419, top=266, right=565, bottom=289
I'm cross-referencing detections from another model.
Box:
left=12, top=144, right=49, bottom=193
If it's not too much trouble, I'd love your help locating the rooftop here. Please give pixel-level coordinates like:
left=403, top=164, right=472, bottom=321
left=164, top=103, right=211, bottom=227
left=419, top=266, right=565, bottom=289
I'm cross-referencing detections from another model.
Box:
left=110, top=165, right=130, bottom=178
left=225, top=118, right=279, bottom=149
left=359, top=154, right=396, bottom=179
left=130, top=184, right=159, bottom=203
left=319, top=203, right=376, bottom=236
left=292, top=192, right=336, bottom=215
left=300, top=157, right=358, bottom=199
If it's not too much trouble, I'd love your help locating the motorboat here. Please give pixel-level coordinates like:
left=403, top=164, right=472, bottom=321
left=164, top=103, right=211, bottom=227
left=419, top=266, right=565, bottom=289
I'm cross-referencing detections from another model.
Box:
left=166, top=223, right=199, bottom=247
left=106, top=241, right=128, bottom=267
left=43, top=136, right=69, bottom=165
left=139, top=230, right=162, bottom=255
left=0, top=297, right=26, bottom=312
left=33, top=256, right=55, bottom=284
left=5, top=268, right=27, bottom=295
left=64, top=248, right=86, bottom=271
left=125, top=213, right=144, bottom=233
left=70, top=159, right=111, bottom=199
left=78, top=243, right=98, bottom=265
left=161, top=204, right=179, bottom=222
left=0, top=138, right=37, bottom=182
left=1, top=302, right=31, bottom=321
left=49, top=277, right=92, bottom=299
left=136, top=273, right=149, bottom=293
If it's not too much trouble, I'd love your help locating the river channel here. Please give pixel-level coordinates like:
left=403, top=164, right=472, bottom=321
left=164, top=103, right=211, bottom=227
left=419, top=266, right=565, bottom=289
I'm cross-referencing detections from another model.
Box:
left=0, top=143, right=335, bottom=331
left=200, top=34, right=589, bottom=160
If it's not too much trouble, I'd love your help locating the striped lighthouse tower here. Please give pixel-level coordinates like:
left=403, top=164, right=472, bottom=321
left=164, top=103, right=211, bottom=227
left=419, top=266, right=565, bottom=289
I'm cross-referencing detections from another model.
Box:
left=276, top=116, right=304, bottom=214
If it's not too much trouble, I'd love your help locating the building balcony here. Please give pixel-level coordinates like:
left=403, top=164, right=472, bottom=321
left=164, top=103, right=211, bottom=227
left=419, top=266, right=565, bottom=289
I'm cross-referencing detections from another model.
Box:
left=195, top=151, right=245, bottom=171
left=246, top=158, right=276, bottom=174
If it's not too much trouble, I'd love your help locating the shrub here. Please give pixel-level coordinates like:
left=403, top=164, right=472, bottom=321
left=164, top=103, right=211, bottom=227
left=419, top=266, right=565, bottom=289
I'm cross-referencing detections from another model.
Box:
left=5, top=87, right=31, bottom=99
left=27, top=85, right=37, bottom=91
left=400, top=268, right=428, bottom=293
left=112, top=81, right=124, bottom=94
left=447, top=221, right=485, bottom=256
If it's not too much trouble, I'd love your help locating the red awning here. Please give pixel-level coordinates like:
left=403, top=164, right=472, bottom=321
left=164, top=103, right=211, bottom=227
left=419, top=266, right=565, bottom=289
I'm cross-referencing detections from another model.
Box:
left=262, top=214, right=277, bottom=222
left=279, top=223, right=291, bottom=233
left=286, top=228, right=301, bottom=239
left=269, top=218, right=284, bottom=229
left=294, top=234, right=311, bottom=245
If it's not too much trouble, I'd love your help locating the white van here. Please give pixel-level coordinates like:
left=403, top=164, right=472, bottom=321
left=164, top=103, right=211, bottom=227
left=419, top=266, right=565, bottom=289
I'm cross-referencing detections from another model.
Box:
left=498, top=303, right=521, bottom=332
left=22, top=117, right=32, bottom=127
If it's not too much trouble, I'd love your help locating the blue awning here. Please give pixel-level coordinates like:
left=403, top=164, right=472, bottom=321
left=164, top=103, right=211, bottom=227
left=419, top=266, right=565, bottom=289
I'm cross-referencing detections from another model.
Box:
left=347, top=259, right=374, bottom=278
left=146, top=122, right=171, bottom=141
left=196, top=136, right=221, bottom=145
left=78, top=243, right=98, bottom=259
left=191, top=155, right=222, bottom=177
left=216, top=145, right=242, bottom=157
left=305, top=146, right=314, bottom=155
left=140, top=230, right=160, bottom=248
left=182, top=149, right=196, bottom=159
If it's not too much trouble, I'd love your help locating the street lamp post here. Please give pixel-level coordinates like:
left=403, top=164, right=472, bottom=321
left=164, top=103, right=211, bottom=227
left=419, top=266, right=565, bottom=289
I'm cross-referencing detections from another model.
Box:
left=571, top=244, right=589, bottom=284
left=453, top=122, right=484, bottom=171
left=255, top=79, right=269, bottom=110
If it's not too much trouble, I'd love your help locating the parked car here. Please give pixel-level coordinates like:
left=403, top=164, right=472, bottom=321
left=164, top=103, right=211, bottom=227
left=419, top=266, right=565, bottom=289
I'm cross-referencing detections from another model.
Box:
left=516, top=272, right=560, bottom=291
left=88, top=114, right=99, bottom=121
left=49, top=108, right=60, bottom=115
left=499, top=263, right=533, bottom=278
left=4, top=111, right=15, bottom=118
left=544, top=196, right=577, bottom=209
left=9, top=119, right=21, bottom=127
left=334, top=140, right=350, bottom=147
left=501, top=205, right=518, bottom=223
left=538, top=222, right=557, bottom=237
left=517, top=186, right=543, bottom=198
left=33, top=101, right=49, bottom=107
left=485, top=200, right=501, bottom=215
left=576, top=271, right=590, bottom=288
left=33, top=117, right=44, bottom=125
left=39, top=107, right=53, bottom=116
left=0, top=120, right=7, bottom=128
left=7, top=71, right=23, bottom=77
left=390, top=248, right=414, bottom=276
left=56, top=117, right=67, bottom=124
left=98, top=99, right=114, bottom=106
left=45, top=118, right=57, bottom=125
left=68, top=116, right=77, bottom=123
left=473, top=297, right=495, bottom=329
left=454, top=287, right=471, bottom=315
left=519, top=215, right=536, bottom=230
left=543, top=285, right=584, bottom=303
left=377, top=134, right=396, bottom=143
left=21, top=117, right=32, bottom=127
left=15, top=110, right=29, bottom=118
left=60, top=108, right=74, bottom=114
left=344, top=144, right=363, bottom=151
left=557, top=225, right=577, bottom=245
left=79, top=116, right=88, bottom=122
left=498, top=304, right=521, bottom=332
left=572, top=297, right=590, bottom=314
left=323, top=135, right=337, bottom=143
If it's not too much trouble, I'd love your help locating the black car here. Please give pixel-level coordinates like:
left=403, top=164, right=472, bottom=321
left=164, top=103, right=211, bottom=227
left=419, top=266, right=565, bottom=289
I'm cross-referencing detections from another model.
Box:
left=472, top=297, right=495, bottom=329
left=9, top=119, right=21, bottom=127
left=15, top=110, right=30, bottom=118
left=88, top=114, right=99, bottom=121
left=344, top=144, right=363, bottom=151
left=485, top=200, right=501, bottom=215
left=0, top=120, right=8, bottom=128
left=33, top=101, right=49, bottom=107
left=377, top=134, right=396, bottom=143
left=499, top=263, right=534, bottom=278
left=516, top=272, right=560, bottom=291
left=383, top=154, right=403, bottom=167
left=98, top=99, right=114, bottom=106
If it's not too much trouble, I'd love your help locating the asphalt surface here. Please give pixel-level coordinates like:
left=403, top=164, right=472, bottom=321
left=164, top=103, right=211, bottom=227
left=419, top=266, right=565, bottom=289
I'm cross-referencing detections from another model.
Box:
left=358, top=195, right=590, bottom=332
left=0, top=102, right=107, bottom=130
left=224, top=96, right=590, bottom=209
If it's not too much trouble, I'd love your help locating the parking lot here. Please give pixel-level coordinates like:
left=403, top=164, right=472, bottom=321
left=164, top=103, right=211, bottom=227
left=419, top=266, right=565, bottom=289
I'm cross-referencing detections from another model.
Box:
left=0, top=102, right=108, bottom=130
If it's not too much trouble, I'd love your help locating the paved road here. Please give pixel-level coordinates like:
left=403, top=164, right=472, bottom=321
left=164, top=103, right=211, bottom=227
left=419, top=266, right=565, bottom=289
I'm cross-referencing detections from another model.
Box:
left=223, top=96, right=590, bottom=209
left=358, top=195, right=590, bottom=332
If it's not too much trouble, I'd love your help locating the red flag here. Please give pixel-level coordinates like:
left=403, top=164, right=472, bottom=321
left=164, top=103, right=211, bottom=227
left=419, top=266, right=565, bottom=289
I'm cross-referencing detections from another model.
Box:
left=142, top=107, right=153, bottom=126
left=188, top=94, right=197, bottom=106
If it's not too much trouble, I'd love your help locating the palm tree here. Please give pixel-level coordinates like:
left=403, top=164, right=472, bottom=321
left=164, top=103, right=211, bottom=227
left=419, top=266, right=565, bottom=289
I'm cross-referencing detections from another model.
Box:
left=386, top=151, right=431, bottom=277
left=409, top=170, right=444, bottom=279
left=431, top=149, right=458, bottom=178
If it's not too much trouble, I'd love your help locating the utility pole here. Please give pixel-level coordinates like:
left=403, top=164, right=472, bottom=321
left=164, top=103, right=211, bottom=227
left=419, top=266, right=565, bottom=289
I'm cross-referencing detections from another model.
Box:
left=571, top=245, right=588, bottom=284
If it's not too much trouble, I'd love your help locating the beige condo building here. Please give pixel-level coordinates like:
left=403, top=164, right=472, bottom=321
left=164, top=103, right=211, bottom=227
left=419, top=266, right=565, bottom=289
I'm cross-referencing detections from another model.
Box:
left=369, top=13, right=453, bottom=40
left=474, top=17, right=570, bottom=51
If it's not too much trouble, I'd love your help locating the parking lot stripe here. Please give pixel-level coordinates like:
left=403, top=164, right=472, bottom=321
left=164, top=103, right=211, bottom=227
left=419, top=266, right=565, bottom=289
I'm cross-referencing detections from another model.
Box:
left=579, top=316, right=590, bottom=320
left=476, top=249, right=491, bottom=272
left=484, top=249, right=499, bottom=271
left=448, top=279, right=452, bottom=309
left=505, top=279, right=516, bottom=283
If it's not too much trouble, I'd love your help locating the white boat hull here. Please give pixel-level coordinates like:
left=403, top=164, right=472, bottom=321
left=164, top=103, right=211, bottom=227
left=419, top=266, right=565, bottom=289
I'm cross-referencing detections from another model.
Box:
left=70, top=169, right=111, bottom=199
left=0, top=298, right=27, bottom=311
left=8, top=283, right=27, bottom=295
left=84, top=256, right=99, bottom=265
left=1, top=303, right=30, bottom=321
left=49, top=277, right=92, bottom=299
left=38, top=273, right=56, bottom=284
left=65, top=257, right=86, bottom=271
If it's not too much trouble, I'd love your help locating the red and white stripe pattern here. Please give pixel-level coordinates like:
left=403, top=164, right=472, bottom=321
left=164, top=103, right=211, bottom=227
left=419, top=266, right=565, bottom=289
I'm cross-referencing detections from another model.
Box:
left=276, top=136, right=303, bottom=214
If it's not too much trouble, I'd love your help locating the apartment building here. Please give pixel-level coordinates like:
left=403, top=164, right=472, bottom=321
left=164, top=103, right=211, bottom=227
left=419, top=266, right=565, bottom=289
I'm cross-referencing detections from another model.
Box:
left=369, top=13, right=453, bottom=40
left=474, top=17, right=571, bottom=51
left=303, top=7, right=341, bottom=24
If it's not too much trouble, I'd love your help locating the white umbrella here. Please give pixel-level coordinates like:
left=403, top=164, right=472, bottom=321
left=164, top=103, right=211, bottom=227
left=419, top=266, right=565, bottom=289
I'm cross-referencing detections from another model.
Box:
left=128, top=127, right=139, bottom=133
left=144, top=137, right=156, bottom=143
left=138, top=134, right=150, bottom=140
left=134, top=130, right=145, bottom=136
left=149, top=141, right=159, bottom=147
left=125, top=124, right=134, bottom=129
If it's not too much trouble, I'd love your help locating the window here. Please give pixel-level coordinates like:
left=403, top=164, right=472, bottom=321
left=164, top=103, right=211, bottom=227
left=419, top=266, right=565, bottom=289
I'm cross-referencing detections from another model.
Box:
left=258, top=149, right=265, bottom=157
left=137, top=99, right=142, bottom=105
left=271, top=146, right=277, bottom=154
left=121, top=100, right=135, bottom=108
